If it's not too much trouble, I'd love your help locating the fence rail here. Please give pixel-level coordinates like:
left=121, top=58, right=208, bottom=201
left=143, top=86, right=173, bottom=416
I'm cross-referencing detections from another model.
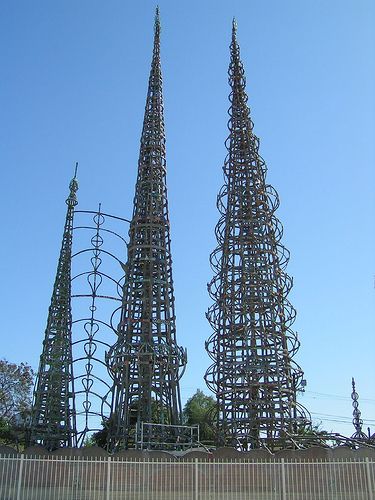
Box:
left=0, top=454, right=374, bottom=499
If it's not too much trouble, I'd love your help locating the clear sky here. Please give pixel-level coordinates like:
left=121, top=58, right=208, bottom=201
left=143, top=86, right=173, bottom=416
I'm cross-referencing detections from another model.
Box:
left=1, top=0, right=374, bottom=437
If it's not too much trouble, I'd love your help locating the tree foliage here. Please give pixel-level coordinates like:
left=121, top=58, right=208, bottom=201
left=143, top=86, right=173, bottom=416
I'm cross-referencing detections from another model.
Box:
left=182, top=389, right=216, bottom=443
left=0, top=359, right=34, bottom=422
left=83, top=427, right=108, bottom=448
left=0, top=359, right=34, bottom=449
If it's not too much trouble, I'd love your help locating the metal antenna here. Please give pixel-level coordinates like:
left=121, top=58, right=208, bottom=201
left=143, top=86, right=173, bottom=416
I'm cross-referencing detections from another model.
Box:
left=30, top=168, right=78, bottom=450
left=106, top=9, right=186, bottom=451
left=204, top=22, right=310, bottom=451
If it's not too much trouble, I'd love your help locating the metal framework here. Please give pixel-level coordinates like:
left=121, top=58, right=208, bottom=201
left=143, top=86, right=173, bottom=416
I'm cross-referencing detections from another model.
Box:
left=136, top=422, right=200, bottom=451
left=351, top=377, right=369, bottom=441
left=3, top=455, right=375, bottom=498
left=204, top=21, right=310, bottom=451
left=106, top=9, right=186, bottom=451
left=71, top=206, right=129, bottom=446
left=30, top=165, right=78, bottom=450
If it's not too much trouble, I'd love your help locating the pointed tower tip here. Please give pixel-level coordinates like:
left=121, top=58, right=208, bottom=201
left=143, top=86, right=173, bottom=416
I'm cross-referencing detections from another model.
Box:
left=68, top=162, right=79, bottom=204
left=232, top=17, right=238, bottom=38
left=155, top=6, right=160, bottom=34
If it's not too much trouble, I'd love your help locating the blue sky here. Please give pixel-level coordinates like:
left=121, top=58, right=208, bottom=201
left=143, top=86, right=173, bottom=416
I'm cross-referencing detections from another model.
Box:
left=1, top=0, right=374, bottom=436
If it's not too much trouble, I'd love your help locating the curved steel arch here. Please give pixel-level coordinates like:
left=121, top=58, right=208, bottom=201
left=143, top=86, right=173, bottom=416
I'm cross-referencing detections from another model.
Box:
left=70, top=206, right=128, bottom=446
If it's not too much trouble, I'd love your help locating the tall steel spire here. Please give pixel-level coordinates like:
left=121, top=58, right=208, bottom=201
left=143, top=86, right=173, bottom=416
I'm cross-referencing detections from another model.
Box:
left=30, top=165, right=78, bottom=450
left=205, top=21, right=309, bottom=451
left=106, top=9, right=186, bottom=451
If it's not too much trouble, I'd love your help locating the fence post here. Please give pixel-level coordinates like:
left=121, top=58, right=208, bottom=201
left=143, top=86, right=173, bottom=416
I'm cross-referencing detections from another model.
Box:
left=365, top=457, right=374, bottom=500
left=16, top=454, right=25, bottom=500
left=107, top=457, right=111, bottom=500
left=281, top=458, right=287, bottom=500
left=195, top=458, right=199, bottom=500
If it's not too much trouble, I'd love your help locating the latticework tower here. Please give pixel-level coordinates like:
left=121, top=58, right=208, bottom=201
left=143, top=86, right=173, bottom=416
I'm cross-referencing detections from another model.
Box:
left=106, top=9, right=186, bottom=451
left=351, top=378, right=368, bottom=441
left=205, top=21, right=310, bottom=451
left=30, top=166, right=78, bottom=450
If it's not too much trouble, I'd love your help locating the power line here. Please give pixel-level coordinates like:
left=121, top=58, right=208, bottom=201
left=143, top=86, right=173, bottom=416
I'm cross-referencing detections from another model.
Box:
left=305, top=391, right=375, bottom=403
left=311, top=412, right=375, bottom=424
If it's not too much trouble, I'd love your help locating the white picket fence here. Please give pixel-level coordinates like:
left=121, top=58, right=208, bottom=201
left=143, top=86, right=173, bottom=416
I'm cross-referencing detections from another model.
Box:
left=0, top=454, right=374, bottom=499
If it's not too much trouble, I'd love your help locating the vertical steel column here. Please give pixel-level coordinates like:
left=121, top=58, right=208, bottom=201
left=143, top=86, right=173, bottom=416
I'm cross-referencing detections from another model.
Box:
left=16, top=454, right=24, bottom=500
left=106, top=457, right=111, bottom=500
left=281, top=458, right=287, bottom=500
left=366, top=458, right=374, bottom=500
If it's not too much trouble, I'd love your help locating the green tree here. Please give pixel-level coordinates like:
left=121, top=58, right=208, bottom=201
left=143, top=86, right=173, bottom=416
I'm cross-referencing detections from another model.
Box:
left=83, top=426, right=108, bottom=448
left=0, top=359, right=34, bottom=422
left=183, top=389, right=216, bottom=444
left=0, top=359, right=34, bottom=448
